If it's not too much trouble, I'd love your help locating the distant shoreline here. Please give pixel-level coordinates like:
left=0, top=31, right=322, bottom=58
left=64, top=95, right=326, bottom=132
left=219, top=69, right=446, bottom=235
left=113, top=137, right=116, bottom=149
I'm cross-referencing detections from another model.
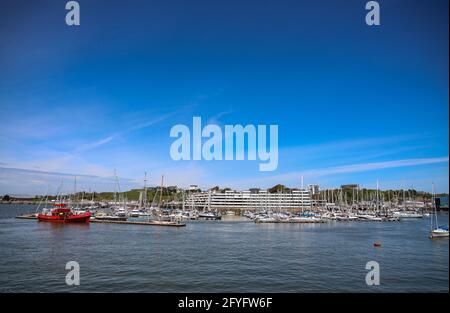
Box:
left=0, top=201, right=38, bottom=205
left=1, top=201, right=448, bottom=212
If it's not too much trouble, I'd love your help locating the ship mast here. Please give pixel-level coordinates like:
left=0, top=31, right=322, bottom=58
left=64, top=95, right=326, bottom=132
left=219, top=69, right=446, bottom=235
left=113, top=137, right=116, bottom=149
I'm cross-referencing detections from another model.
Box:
left=158, top=175, right=164, bottom=208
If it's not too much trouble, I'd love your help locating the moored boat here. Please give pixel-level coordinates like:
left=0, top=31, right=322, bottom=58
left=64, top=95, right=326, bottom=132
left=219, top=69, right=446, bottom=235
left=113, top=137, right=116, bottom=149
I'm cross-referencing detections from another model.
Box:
left=94, top=212, right=127, bottom=221
left=129, top=209, right=141, bottom=217
left=429, top=183, right=449, bottom=239
left=289, top=216, right=325, bottom=223
left=254, top=215, right=277, bottom=223
left=115, top=207, right=127, bottom=217
left=198, top=211, right=221, bottom=220
left=37, top=204, right=90, bottom=223
left=393, top=211, right=424, bottom=218
left=430, top=226, right=449, bottom=238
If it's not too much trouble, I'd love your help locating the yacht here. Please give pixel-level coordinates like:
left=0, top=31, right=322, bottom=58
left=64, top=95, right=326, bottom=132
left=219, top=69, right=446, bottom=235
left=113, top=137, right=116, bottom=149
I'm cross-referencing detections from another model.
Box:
left=129, top=209, right=141, bottom=217
left=115, top=207, right=127, bottom=218
left=94, top=212, right=127, bottom=221
left=393, top=211, right=424, bottom=218
left=254, top=214, right=277, bottom=223
left=382, top=216, right=400, bottom=222
left=289, top=216, right=324, bottom=223
left=429, top=183, right=449, bottom=239
left=273, top=212, right=291, bottom=222
left=198, top=211, right=221, bottom=220
left=335, top=213, right=359, bottom=221
left=243, top=211, right=254, bottom=219
left=138, top=210, right=152, bottom=217
left=181, top=210, right=198, bottom=220
left=356, top=214, right=379, bottom=221
left=430, top=226, right=449, bottom=238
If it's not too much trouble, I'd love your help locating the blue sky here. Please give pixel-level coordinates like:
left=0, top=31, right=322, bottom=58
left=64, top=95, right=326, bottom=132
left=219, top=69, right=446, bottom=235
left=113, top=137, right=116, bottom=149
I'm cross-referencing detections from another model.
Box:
left=0, top=0, right=448, bottom=195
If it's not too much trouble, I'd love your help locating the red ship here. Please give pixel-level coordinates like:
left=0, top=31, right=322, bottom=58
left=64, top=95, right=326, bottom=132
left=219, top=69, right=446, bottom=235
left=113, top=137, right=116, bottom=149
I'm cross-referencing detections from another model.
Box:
left=37, top=203, right=91, bottom=223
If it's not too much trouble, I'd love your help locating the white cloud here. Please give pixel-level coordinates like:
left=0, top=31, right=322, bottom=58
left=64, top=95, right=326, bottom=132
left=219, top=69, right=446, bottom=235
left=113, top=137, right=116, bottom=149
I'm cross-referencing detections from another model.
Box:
left=228, top=156, right=449, bottom=190
left=289, top=157, right=449, bottom=179
left=0, top=167, right=140, bottom=196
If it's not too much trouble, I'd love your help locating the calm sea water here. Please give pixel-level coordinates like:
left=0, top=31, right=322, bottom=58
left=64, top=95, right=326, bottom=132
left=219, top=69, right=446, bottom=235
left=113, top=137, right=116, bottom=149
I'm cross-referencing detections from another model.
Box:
left=0, top=204, right=448, bottom=293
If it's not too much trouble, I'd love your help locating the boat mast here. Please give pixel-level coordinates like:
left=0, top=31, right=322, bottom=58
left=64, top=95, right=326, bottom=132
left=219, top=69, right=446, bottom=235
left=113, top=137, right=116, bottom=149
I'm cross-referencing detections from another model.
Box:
left=208, top=189, right=212, bottom=212
left=73, top=175, right=77, bottom=208
left=301, top=176, right=304, bottom=212
left=113, top=169, right=118, bottom=208
left=158, top=175, right=164, bottom=208
left=376, top=179, right=379, bottom=214
left=182, top=189, right=185, bottom=212
left=432, top=182, right=438, bottom=230
left=431, top=183, right=434, bottom=231
left=56, top=179, right=64, bottom=204
left=144, top=172, right=148, bottom=208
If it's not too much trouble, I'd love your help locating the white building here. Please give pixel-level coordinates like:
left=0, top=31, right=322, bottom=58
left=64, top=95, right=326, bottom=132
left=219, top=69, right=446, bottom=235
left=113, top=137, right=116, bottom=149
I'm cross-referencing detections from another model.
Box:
left=188, top=185, right=200, bottom=191
left=308, top=184, right=320, bottom=195
left=186, top=189, right=312, bottom=210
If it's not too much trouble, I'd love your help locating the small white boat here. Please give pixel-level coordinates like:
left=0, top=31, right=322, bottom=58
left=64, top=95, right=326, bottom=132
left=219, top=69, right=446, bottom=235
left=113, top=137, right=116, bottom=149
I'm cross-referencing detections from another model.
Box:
left=255, top=216, right=277, bottom=223
left=336, top=214, right=358, bottom=221
left=273, top=212, right=291, bottom=222
left=430, top=227, right=449, bottom=238
left=243, top=211, right=256, bottom=219
left=429, top=183, right=448, bottom=239
left=181, top=211, right=198, bottom=220
left=115, top=207, right=127, bottom=217
left=94, top=212, right=127, bottom=221
left=198, top=211, right=221, bottom=220
left=366, top=215, right=384, bottom=221
left=129, top=209, right=141, bottom=217
left=382, top=216, right=400, bottom=222
left=322, top=212, right=336, bottom=220
left=393, top=211, right=423, bottom=218
left=356, top=214, right=378, bottom=221
left=289, top=216, right=324, bottom=223
left=72, top=207, right=86, bottom=215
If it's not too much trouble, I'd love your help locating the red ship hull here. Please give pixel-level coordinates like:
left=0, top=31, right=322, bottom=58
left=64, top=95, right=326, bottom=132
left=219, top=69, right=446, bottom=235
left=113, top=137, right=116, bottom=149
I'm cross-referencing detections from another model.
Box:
left=37, top=212, right=91, bottom=223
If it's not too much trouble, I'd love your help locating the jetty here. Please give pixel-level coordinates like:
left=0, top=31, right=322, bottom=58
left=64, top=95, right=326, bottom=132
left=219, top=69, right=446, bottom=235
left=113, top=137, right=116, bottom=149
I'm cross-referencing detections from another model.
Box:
left=15, top=214, right=186, bottom=227
left=15, top=214, right=37, bottom=220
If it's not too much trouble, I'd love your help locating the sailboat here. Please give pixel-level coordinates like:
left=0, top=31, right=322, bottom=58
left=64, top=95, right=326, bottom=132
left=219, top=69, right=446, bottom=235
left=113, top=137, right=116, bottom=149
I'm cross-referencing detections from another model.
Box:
left=130, top=172, right=149, bottom=217
left=111, top=170, right=128, bottom=218
left=429, top=183, right=449, bottom=239
left=198, top=189, right=221, bottom=220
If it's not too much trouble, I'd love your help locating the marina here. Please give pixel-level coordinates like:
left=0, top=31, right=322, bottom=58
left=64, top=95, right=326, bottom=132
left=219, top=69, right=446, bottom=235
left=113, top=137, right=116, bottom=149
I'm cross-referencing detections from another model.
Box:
left=1, top=203, right=448, bottom=293
left=4, top=177, right=447, bottom=292
left=11, top=178, right=449, bottom=231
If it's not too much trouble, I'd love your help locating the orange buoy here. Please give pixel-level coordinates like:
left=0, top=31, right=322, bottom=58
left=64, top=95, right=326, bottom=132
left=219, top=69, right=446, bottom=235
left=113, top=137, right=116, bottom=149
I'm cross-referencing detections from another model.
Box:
left=373, top=241, right=382, bottom=247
